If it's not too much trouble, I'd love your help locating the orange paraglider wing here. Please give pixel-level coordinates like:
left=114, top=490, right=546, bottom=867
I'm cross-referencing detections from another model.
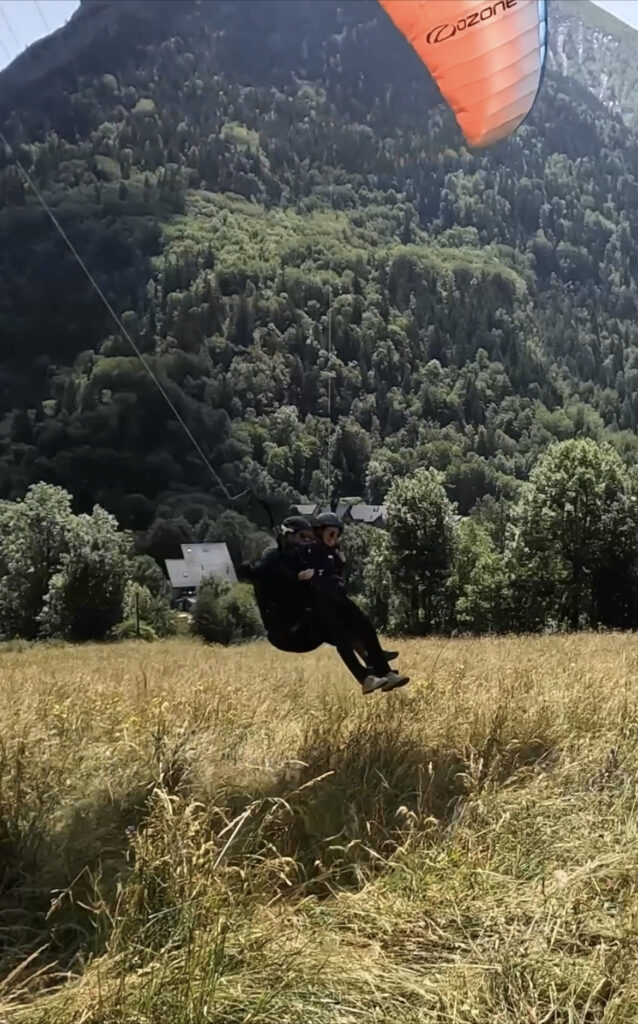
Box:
left=377, top=0, right=548, bottom=147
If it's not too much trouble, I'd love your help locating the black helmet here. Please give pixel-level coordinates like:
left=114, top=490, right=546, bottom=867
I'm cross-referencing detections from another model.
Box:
left=281, top=515, right=314, bottom=536
left=315, top=512, right=342, bottom=533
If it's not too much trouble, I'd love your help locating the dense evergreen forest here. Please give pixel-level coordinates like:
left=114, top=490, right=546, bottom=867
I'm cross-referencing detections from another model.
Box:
left=2, top=0, right=638, bottom=564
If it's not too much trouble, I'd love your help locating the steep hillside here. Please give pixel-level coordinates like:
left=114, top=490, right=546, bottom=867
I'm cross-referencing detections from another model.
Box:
left=552, top=0, right=638, bottom=128
left=1, top=0, right=638, bottom=542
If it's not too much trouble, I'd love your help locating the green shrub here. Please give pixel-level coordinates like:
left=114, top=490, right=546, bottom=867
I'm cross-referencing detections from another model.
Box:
left=110, top=619, right=158, bottom=642
left=220, top=582, right=264, bottom=642
left=121, top=581, right=178, bottom=638
left=191, top=578, right=263, bottom=645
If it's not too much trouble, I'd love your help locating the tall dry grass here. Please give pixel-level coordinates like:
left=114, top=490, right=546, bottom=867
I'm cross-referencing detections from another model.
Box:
left=1, top=633, right=638, bottom=1022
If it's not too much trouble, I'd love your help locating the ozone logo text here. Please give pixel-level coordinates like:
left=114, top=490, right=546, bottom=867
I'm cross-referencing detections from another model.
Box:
left=426, top=0, right=517, bottom=44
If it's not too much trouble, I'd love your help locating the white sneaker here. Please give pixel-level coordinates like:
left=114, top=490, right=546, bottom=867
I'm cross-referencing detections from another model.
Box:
left=381, top=672, right=410, bottom=692
left=362, top=674, right=387, bottom=694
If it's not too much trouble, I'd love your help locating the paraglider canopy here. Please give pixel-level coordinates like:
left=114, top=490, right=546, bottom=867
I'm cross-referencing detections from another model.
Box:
left=377, top=0, right=548, bottom=147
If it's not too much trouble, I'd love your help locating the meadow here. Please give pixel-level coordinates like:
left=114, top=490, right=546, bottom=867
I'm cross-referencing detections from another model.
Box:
left=1, top=633, right=638, bottom=1022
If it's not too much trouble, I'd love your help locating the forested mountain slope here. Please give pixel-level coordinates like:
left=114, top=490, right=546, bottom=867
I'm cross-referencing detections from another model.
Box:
left=1, top=0, right=638, bottom=545
left=552, top=0, right=638, bottom=128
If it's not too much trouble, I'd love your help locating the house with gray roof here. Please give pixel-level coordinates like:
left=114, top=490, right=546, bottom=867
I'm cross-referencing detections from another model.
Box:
left=318, top=502, right=353, bottom=521
left=349, top=504, right=387, bottom=526
left=165, top=542, right=236, bottom=608
left=288, top=500, right=390, bottom=528
left=289, top=503, right=320, bottom=519
left=181, top=543, right=237, bottom=582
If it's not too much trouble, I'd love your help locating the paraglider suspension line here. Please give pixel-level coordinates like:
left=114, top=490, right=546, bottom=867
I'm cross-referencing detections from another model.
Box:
left=328, top=283, right=334, bottom=488
left=0, top=3, right=22, bottom=50
left=0, top=130, right=247, bottom=506
left=326, top=172, right=337, bottom=499
left=34, top=0, right=50, bottom=32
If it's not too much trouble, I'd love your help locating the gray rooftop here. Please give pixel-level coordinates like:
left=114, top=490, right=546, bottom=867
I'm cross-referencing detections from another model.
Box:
left=289, top=501, right=389, bottom=525
left=291, top=504, right=320, bottom=517
left=318, top=502, right=352, bottom=519
left=166, top=542, right=237, bottom=589
left=349, top=504, right=387, bottom=523
left=165, top=560, right=205, bottom=590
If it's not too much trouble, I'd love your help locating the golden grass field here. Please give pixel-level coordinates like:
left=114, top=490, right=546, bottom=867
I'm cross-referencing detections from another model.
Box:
left=2, top=632, right=638, bottom=1022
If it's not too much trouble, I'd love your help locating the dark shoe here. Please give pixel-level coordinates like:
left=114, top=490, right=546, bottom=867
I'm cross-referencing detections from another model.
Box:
left=382, top=649, right=399, bottom=661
